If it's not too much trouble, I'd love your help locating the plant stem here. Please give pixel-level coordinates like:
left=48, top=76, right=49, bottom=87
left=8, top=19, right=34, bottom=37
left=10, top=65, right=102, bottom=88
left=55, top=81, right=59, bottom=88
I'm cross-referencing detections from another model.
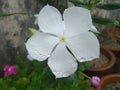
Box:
left=80, top=72, right=92, bottom=80
left=0, top=12, right=33, bottom=17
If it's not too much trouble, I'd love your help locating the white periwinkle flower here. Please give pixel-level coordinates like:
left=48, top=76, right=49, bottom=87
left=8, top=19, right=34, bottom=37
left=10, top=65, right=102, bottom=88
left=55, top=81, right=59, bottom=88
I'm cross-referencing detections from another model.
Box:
left=25, top=5, right=100, bottom=78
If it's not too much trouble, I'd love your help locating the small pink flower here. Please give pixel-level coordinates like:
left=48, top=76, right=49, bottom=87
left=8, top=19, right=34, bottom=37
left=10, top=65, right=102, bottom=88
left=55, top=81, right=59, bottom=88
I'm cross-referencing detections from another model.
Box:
left=3, top=65, right=18, bottom=77
left=89, top=76, right=100, bottom=87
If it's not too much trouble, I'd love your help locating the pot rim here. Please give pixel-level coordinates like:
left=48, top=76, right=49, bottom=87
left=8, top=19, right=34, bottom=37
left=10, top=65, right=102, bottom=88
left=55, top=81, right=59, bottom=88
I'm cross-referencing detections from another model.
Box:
left=106, top=27, right=120, bottom=44
left=101, top=27, right=120, bottom=52
left=96, top=74, right=120, bottom=90
left=89, top=45, right=115, bottom=71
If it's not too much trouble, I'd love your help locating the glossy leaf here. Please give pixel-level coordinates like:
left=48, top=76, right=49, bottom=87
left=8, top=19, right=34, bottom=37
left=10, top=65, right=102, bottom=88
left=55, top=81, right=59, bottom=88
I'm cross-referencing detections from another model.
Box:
left=0, top=12, right=33, bottom=17
left=92, top=16, right=120, bottom=27
left=96, top=3, right=120, bottom=10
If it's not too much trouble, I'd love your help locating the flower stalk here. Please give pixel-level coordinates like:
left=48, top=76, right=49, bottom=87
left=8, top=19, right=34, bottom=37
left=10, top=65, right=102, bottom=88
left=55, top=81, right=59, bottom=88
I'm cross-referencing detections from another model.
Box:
left=0, top=12, right=33, bottom=17
left=80, top=71, right=92, bottom=80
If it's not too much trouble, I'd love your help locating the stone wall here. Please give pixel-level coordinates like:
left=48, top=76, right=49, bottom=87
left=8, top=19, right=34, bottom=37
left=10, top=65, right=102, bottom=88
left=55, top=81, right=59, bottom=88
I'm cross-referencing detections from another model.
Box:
left=0, top=0, right=41, bottom=76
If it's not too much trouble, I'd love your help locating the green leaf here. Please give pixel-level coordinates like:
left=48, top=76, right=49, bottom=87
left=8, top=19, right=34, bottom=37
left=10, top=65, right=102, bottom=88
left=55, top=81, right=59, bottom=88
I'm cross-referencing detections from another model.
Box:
left=0, top=12, right=33, bottom=17
left=92, top=16, right=120, bottom=27
left=78, top=63, right=85, bottom=71
left=10, top=87, right=16, bottom=90
left=0, top=78, right=7, bottom=89
left=29, top=28, right=38, bottom=34
left=96, top=3, right=120, bottom=10
left=84, top=62, right=91, bottom=70
left=69, top=0, right=84, bottom=5
left=78, top=62, right=91, bottom=71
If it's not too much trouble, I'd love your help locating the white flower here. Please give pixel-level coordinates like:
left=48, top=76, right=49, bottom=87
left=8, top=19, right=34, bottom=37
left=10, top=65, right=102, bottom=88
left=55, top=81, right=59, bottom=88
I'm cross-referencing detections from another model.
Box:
left=25, top=5, right=100, bottom=78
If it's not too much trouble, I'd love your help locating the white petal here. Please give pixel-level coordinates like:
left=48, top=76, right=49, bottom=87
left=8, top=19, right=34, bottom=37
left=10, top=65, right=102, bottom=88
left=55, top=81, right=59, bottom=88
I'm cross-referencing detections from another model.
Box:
left=38, top=5, right=64, bottom=36
left=90, top=25, right=99, bottom=33
left=27, top=55, right=34, bottom=61
left=66, top=32, right=100, bottom=62
left=48, top=43, right=77, bottom=78
left=25, top=32, right=59, bottom=61
left=63, top=7, right=92, bottom=37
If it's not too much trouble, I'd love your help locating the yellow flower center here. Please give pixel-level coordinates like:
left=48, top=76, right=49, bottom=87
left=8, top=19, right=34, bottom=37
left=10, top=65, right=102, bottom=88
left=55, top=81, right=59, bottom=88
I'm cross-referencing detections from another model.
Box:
left=60, top=36, right=66, bottom=42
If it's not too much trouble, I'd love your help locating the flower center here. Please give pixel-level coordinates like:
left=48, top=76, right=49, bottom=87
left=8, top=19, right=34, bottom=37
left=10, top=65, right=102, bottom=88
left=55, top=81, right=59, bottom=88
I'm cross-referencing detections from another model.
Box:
left=60, top=36, right=66, bottom=42
left=8, top=68, right=12, bottom=72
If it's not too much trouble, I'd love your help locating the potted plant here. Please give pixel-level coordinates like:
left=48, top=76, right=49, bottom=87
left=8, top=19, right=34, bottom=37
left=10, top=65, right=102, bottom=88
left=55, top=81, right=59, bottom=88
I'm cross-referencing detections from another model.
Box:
left=85, top=45, right=116, bottom=77
left=96, top=74, right=120, bottom=90
left=106, top=27, right=120, bottom=41
left=99, top=30, right=120, bottom=54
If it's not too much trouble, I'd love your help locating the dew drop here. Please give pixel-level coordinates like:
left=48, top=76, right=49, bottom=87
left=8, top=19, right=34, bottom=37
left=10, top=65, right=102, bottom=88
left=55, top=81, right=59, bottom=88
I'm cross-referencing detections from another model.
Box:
left=80, top=57, right=86, bottom=62
left=72, top=63, right=76, bottom=68
left=53, top=71, right=57, bottom=74
left=53, top=71, right=61, bottom=75
left=88, top=57, right=94, bottom=60
left=62, top=73, right=69, bottom=77
left=47, top=54, right=50, bottom=57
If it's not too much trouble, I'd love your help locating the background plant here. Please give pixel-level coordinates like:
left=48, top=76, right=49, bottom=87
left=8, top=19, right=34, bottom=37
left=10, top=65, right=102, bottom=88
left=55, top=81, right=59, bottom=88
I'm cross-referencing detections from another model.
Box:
left=0, top=53, right=95, bottom=90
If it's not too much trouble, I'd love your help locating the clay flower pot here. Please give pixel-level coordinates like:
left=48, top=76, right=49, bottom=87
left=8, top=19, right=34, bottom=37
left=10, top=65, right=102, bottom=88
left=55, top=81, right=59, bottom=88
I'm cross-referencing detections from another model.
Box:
left=106, top=27, right=120, bottom=53
left=96, top=74, right=120, bottom=90
left=85, top=45, right=116, bottom=77
left=106, top=27, right=120, bottom=41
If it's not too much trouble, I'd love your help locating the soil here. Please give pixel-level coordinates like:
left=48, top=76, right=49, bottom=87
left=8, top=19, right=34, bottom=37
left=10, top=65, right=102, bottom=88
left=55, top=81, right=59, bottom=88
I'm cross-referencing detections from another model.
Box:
left=98, top=30, right=120, bottom=50
left=108, top=28, right=120, bottom=37
left=103, top=82, right=120, bottom=90
left=102, top=41, right=120, bottom=50
left=89, top=53, right=109, bottom=68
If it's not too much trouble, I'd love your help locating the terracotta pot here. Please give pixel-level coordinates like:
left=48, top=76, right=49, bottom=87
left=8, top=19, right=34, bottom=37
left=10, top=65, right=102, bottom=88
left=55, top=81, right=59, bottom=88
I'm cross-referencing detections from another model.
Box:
left=85, top=45, right=116, bottom=77
left=104, top=46, right=120, bottom=54
left=106, top=27, right=120, bottom=53
left=106, top=27, right=120, bottom=41
left=96, top=74, right=120, bottom=90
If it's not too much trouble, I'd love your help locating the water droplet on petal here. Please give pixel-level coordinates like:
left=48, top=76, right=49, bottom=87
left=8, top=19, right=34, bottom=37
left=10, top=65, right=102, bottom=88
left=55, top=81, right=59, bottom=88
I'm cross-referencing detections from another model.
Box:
left=53, top=71, right=56, bottom=74
left=53, top=71, right=69, bottom=77
left=72, top=63, right=76, bottom=68
left=88, top=57, right=94, bottom=60
left=62, top=73, right=69, bottom=77
left=53, top=71, right=61, bottom=75
left=80, top=57, right=86, bottom=62
left=47, top=55, right=50, bottom=57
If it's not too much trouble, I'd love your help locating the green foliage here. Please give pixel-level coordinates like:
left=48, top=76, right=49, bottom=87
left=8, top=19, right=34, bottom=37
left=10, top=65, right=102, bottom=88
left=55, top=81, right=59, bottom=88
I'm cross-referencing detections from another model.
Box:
left=92, top=16, right=120, bottom=27
left=0, top=0, right=119, bottom=28
left=0, top=54, right=95, bottom=90
left=0, top=12, right=33, bottom=17
left=101, top=35, right=118, bottom=45
left=69, top=0, right=120, bottom=27
left=69, top=0, right=100, bottom=10
left=96, top=3, right=120, bottom=10
left=78, top=62, right=91, bottom=71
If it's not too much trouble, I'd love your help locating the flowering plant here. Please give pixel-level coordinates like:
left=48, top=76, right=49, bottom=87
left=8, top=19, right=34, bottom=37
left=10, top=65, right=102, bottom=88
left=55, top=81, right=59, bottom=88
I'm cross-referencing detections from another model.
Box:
left=0, top=5, right=100, bottom=90
left=26, top=5, right=99, bottom=78
left=4, top=65, right=18, bottom=77
left=0, top=54, right=100, bottom=90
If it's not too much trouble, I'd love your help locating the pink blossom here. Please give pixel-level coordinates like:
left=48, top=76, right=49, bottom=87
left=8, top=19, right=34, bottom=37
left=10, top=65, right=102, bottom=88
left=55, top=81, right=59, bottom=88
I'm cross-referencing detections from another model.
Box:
left=4, top=65, right=18, bottom=77
left=89, top=76, right=100, bottom=87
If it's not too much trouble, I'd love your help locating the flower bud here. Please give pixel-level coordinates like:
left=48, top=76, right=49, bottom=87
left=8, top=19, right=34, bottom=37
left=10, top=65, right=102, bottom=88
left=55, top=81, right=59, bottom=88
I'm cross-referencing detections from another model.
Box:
left=89, top=76, right=100, bottom=87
